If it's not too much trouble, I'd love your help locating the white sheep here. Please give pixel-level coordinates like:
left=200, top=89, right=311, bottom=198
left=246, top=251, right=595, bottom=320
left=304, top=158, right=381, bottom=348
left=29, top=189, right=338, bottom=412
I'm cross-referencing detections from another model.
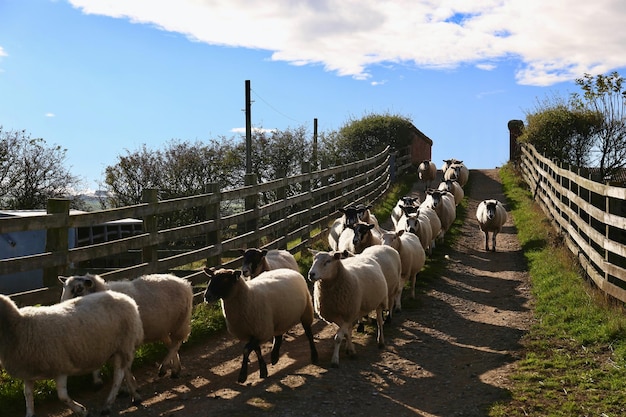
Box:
left=308, top=250, right=388, bottom=367
left=381, top=230, right=425, bottom=309
left=417, top=160, right=437, bottom=190
left=203, top=267, right=318, bottom=383
left=475, top=199, right=508, bottom=251
left=391, top=196, right=420, bottom=228
left=0, top=292, right=143, bottom=417
left=423, top=189, right=456, bottom=242
left=355, top=203, right=382, bottom=232
left=444, top=162, right=469, bottom=187
left=239, top=248, right=299, bottom=278
left=441, top=158, right=462, bottom=175
left=396, top=206, right=433, bottom=256
left=437, top=178, right=464, bottom=206
left=59, top=273, right=193, bottom=381
left=359, top=245, right=402, bottom=321
left=417, top=204, right=442, bottom=249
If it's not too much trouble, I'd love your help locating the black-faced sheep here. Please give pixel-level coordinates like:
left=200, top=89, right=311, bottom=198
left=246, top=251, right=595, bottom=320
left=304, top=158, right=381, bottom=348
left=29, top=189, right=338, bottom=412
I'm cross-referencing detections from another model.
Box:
left=444, top=162, right=469, bottom=187
left=381, top=229, right=425, bottom=309
left=423, top=189, right=456, bottom=242
left=351, top=222, right=383, bottom=254
left=308, top=250, right=388, bottom=367
left=396, top=206, right=433, bottom=255
left=328, top=205, right=361, bottom=250
left=203, top=267, right=318, bottom=383
left=239, top=248, right=299, bottom=278
left=417, top=160, right=437, bottom=190
left=391, top=196, right=420, bottom=228
left=0, top=292, right=143, bottom=417
left=441, top=158, right=462, bottom=175
left=437, top=179, right=464, bottom=206
left=475, top=199, right=508, bottom=251
left=59, top=273, right=193, bottom=381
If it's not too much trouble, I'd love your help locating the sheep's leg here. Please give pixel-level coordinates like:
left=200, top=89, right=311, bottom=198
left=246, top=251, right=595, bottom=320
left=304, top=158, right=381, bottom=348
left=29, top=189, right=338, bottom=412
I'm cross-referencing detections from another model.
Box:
left=239, top=340, right=253, bottom=383
left=54, top=375, right=88, bottom=417
left=303, top=323, right=319, bottom=364
left=410, top=273, right=417, bottom=299
left=375, top=306, right=385, bottom=348
left=23, top=379, right=37, bottom=417
left=344, top=324, right=356, bottom=357
left=492, top=231, right=498, bottom=252
left=254, top=343, right=268, bottom=379
left=484, top=231, right=490, bottom=251
left=331, top=326, right=347, bottom=368
left=270, top=335, right=283, bottom=365
left=102, top=357, right=129, bottom=415
left=394, top=289, right=403, bottom=313
left=158, top=339, right=183, bottom=377
left=123, top=367, right=143, bottom=406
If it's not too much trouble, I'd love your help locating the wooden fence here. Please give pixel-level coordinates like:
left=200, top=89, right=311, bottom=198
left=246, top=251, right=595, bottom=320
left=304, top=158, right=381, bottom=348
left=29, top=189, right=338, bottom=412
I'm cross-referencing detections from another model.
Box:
left=518, top=143, right=626, bottom=302
left=1, top=146, right=412, bottom=306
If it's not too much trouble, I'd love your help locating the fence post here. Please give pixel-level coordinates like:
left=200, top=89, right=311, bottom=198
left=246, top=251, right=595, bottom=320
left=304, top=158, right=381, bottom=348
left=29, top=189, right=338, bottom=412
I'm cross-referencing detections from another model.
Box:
left=244, top=173, right=259, bottom=248
left=300, top=162, right=312, bottom=250
left=389, top=148, right=397, bottom=183
left=205, top=183, right=221, bottom=268
left=43, top=198, right=70, bottom=288
left=142, top=188, right=159, bottom=270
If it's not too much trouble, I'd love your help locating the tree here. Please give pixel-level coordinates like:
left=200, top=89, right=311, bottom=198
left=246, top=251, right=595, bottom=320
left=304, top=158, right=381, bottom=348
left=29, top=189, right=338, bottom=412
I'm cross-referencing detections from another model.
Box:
left=103, top=138, right=243, bottom=207
left=320, top=112, right=415, bottom=165
left=573, top=72, right=626, bottom=180
left=520, top=95, right=601, bottom=167
left=0, top=127, right=83, bottom=210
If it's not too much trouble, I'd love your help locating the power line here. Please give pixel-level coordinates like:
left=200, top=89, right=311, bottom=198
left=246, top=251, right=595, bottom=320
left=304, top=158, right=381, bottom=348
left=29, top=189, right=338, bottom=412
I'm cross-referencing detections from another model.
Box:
left=250, top=88, right=303, bottom=124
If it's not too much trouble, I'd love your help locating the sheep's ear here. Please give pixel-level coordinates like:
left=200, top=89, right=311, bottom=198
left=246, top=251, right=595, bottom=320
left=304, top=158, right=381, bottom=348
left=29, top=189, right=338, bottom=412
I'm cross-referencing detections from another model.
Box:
left=261, top=249, right=269, bottom=256
left=84, top=278, right=95, bottom=288
left=234, top=270, right=242, bottom=279
left=333, top=252, right=343, bottom=260
left=397, top=230, right=405, bottom=237
left=58, top=276, right=67, bottom=284
left=367, top=224, right=375, bottom=230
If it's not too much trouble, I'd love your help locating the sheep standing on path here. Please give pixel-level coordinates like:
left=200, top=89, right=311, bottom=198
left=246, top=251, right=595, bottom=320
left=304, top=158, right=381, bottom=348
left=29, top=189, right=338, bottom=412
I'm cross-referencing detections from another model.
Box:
left=240, top=248, right=299, bottom=278
left=423, top=189, right=456, bottom=242
left=417, top=160, right=437, bottom=191
left=203, top=267, right=318, bottom=383
left=308, top=250, right=388, bottom=367
left=391, top=196, right=420, bottom=228
left=444, top=162, right=469, bottom=187
left=381, top=230, right=425, bottom=309
left=0, top=292, right=143, bottom=417
left=59, top=273, right=193, bottom=381
left=476, top=199, right=508, bottom=251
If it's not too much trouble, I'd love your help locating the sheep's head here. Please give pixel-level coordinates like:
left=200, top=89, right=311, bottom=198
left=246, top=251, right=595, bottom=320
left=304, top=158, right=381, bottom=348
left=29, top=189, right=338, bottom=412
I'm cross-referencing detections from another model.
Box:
left=308, top=251, right=343, bottom=282
left=239, top=248, right=268, bottom=278
left=203, top=267, right=242, bottom=303
left=58, top=274, right=98, bottom=301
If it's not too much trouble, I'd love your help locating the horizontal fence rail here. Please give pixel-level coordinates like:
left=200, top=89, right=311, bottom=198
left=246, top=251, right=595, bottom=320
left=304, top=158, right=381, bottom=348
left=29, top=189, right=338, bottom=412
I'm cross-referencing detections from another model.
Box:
left=518, top=143, right=626, bottom=303
left=1, top=146, right=413, bottom=306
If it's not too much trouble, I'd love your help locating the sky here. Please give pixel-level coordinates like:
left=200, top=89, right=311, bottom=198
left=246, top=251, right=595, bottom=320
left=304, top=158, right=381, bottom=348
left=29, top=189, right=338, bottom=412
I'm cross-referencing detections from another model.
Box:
left=1, top=0, right=626, bottom=192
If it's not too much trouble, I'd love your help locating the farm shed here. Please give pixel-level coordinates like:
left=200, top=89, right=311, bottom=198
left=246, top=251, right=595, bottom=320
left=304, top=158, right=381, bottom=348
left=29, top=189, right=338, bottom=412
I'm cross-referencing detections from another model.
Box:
left=0, top=210, right=142, bottom=294
left=409, top=125, right=434, bottom=165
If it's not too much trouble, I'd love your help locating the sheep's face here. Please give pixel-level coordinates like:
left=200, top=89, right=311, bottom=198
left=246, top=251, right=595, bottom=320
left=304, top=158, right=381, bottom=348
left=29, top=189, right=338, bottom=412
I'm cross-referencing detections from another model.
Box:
left=404, top=213, right=421, bottom=235
left=308, top=251, right=342, bottom=282
left=400, top=196, right=419, bottom=207
left=339, top=206, right=360, bottom=228
left=58, top=275, right=97, bottom=301
left=203, top=268, right=241, bottom=303
left=240, top=248, right=267, bottom=278
left=352, top=223, right=375, bottom=247
left=483, top=201, right=498, bottom=220
left=381, top=232, right=400, bottom=249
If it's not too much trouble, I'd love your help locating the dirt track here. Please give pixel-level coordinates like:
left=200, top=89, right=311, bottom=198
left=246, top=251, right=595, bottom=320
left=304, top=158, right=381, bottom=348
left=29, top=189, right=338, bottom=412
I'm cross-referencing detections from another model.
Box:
left=38, top=169, right=534, bottom=417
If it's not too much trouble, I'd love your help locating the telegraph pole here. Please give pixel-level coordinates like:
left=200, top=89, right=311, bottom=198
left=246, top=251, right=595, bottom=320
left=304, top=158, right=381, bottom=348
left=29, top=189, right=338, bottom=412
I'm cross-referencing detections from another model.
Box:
left=245, top=80, right=252, bottom=175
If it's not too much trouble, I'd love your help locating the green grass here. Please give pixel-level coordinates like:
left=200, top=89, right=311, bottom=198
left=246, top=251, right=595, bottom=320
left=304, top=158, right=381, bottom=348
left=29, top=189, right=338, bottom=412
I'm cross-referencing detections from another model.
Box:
left=488, top=163, right=626, bottom=417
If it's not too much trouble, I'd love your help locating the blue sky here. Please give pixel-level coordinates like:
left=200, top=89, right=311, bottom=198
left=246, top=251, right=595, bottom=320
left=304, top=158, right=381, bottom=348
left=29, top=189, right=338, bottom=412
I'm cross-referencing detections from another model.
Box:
left=2, top=0, right=626, bottom=192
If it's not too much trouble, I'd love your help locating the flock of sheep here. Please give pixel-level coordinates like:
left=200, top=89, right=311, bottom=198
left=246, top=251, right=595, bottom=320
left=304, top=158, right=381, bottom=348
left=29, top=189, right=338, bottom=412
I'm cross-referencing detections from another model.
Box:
left=0, top=158, right=508, bottom=417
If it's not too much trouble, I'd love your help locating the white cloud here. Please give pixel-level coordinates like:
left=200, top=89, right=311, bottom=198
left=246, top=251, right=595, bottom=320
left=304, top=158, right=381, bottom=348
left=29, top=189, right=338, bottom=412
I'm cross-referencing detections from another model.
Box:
left=68, top=0, right=626, bottom=86
left=45, top=113, right=56, bottom=117
left=0, top=46, right=7, bottom=57
left=476, top=63, right=496, bottom=71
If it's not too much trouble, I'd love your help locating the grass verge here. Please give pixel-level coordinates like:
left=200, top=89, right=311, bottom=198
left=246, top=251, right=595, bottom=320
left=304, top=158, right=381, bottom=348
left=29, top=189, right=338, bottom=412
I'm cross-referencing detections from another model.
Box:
left=488, top=163, right=626, bottom=417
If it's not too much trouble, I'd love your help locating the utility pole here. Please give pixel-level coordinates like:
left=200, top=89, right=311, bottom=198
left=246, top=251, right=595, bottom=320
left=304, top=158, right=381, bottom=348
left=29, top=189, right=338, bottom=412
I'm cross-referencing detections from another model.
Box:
left=245, top=80, right=252, bottom=175
left=312, top=118, right=318, bottom=170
